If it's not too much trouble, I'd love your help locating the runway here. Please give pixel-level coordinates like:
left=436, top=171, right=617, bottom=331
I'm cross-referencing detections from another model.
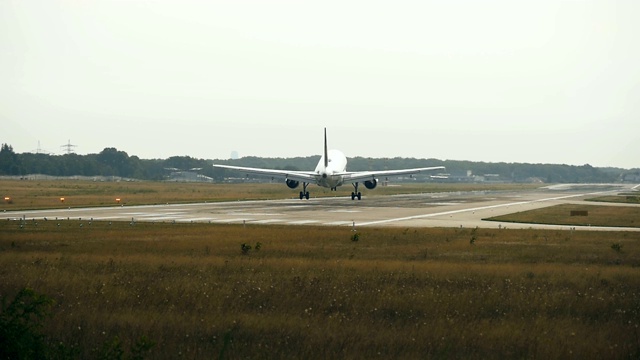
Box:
left=3, top=184, right=639, bottom=231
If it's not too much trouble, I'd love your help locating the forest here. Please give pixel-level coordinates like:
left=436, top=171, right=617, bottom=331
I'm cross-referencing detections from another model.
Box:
left=0, top=143, right=635, bottom=183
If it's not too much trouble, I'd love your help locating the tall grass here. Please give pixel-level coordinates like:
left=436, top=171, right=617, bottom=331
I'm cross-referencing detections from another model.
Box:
left=1, top=221, right=639, bottom=358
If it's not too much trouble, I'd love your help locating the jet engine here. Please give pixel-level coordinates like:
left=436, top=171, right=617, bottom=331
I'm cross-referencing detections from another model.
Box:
left=286, top=179, right=300, bottom=189
left=364, top=179, right=378, bottom=189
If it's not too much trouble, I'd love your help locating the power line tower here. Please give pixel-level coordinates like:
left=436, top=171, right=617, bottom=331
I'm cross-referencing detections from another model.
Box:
left=61, top=139, right=77, bottom=154
left=31, top=141, right=52, bottom=155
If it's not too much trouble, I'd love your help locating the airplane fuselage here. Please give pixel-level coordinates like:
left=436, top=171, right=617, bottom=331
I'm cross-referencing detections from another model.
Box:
left=314, top=149, right=347, bottom=189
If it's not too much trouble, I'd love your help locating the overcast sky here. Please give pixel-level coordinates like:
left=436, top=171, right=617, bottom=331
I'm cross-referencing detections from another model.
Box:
left=2, top=1, right=639, bottom=168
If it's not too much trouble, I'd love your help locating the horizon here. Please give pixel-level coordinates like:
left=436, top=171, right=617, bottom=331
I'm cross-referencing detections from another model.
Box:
left=4, top=143, right=637, bottom=170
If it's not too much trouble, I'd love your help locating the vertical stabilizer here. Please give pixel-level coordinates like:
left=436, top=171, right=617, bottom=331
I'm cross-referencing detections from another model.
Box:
left=324, top=128, right=329, bottom=168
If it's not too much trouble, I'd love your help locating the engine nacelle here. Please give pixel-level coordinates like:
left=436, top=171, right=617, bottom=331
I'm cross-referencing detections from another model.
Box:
left=286, top=179, right=300, bottom=189
left=364, top=179, right=378, bottom=190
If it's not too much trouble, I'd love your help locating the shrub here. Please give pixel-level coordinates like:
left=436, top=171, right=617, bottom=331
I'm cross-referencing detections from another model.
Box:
left=0, top=288, right=54, bottom=359
left=241, top=243, right=252, bottom=254
left=241, top=242, right=263, bottom=254
left=611, top=242, right=623, bottom=252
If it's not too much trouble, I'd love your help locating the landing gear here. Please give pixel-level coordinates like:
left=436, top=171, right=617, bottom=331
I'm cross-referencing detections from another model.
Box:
left=299, top=182, right=310, bottom=200
left=351, top=182, right=362, bottom=200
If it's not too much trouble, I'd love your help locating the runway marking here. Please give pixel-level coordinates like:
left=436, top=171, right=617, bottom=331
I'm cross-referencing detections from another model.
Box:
left=328, top=210, right=361, bottom=213
left=94, top=216, right=129, bottom=220
left=175, top=217, right=215, bottom=222
left=288, top=220, right=320, bottom=225
left=251, top=219, right=284, bottom=224
left=211, top=218, right=251, bottom=223
left=228, top=213, right=284, bottom=216
left=324, top=221, right=354, bottom=226
left=357, top=190, right=618, bottom=227
left=143, top=216, right=190, bottom=221
left=134, top=212, right=187, bottom=218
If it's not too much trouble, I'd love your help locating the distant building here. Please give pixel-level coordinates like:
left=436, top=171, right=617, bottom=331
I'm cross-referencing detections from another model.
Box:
left=230, top=151, right=239, bottom=160
left=623, top=172, right=640, bottom=182
left=166, top=171, right=213, bottom=183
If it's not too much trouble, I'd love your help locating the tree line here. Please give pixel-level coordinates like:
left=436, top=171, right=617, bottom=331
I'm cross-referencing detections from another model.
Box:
left=0, top=143, right=634, bottom=183
left=0, top=145, right=217, bottom=181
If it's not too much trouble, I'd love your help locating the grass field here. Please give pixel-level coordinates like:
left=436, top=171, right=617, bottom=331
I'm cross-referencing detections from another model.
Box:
left=588, top=194, right=640, bottom=204
left=1, top=179, right=541, bottom=211
left=2, top=220, right=639, bottom=359
left=486, top=204, right=640, bottom=228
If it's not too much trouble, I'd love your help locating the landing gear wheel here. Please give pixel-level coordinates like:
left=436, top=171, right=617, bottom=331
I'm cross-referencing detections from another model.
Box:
left=299, top=182, right=310, bottom=200
left=351, top=183, right=362, bottom=200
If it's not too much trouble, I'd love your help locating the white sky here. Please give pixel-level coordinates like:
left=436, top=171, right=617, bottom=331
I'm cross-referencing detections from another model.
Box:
left=1, top=0, right=639, bottom=168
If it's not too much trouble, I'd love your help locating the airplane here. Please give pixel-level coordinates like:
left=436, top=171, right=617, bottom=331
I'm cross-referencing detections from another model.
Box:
left=212, top=128, right=445, bottom=200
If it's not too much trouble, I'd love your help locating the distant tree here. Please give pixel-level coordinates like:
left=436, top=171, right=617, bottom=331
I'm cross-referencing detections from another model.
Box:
left=97, top=148, right=132, bottom=177
left=0, top=143, right=622, bottom=183
left=0, top=143, right=21, bottom=175
left=164, top=156, right=204, bottom=171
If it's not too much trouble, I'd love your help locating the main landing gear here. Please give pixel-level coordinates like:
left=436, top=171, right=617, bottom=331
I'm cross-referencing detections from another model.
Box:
left=351, top=182, right=362, bottom=200
left=299, top=182, right=310, bottom=200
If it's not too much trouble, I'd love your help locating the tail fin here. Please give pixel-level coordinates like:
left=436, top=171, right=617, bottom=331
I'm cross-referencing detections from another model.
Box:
left=324, top=128, right=329, bottom=168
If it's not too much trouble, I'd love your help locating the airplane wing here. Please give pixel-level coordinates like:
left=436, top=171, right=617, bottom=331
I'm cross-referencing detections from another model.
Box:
left=341, top=166, right=446, bottom=183
left=212, top=164, right=318, bottom=183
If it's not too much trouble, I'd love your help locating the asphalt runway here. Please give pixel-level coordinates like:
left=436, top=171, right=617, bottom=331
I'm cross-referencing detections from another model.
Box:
left=3, top=184, right=639, bottom=231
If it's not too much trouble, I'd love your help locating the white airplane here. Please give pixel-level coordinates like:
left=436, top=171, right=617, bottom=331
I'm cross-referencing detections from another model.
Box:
left=212, top=129, right=445, bottom=200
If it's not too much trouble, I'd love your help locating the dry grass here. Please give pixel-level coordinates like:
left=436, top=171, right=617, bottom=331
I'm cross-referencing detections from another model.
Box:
left=0, top=180, right=290, bottom=210
left=486, top=204, right=640, bottom=228
left=588, top=194, right=640, bottom=204
left=2, top=221, right=639, bottom=359
left=1, top=179, right=540, bottom=211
